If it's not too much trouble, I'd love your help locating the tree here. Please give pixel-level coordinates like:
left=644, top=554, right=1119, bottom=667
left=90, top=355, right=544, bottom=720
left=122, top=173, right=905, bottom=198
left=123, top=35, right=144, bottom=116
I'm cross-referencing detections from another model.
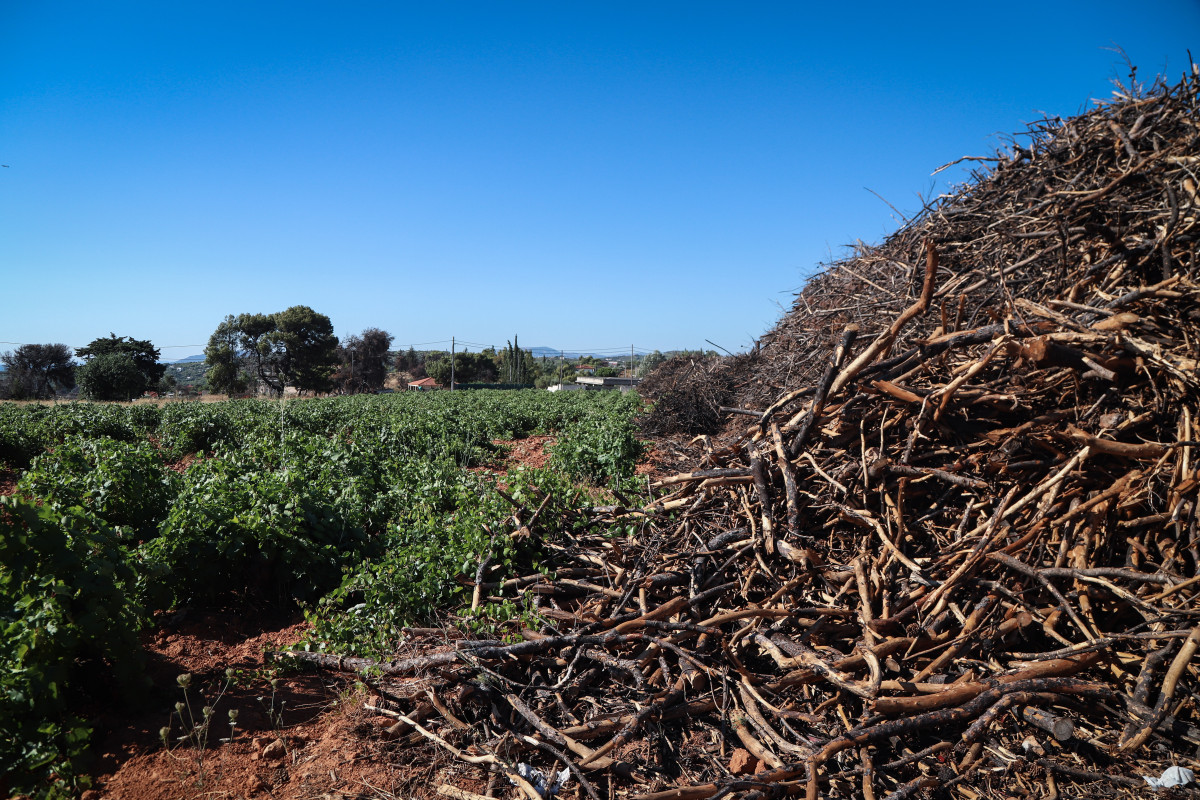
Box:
left=203, top=316, right=250, bottom=395
left=423, top=351, right=497, bottom=387
left=0, top=344, right=75, bottom=399
left=642, top=350, right=666, bottom=375
left=425, top=357, right=452, bottom=387
left=75, top=334, right=165, bottom=400
left=394, top=346, right=421, bottom=373
left=77, top=353, right=146, bottom=401
left=270, top=306, right=339, bottom=394
left=204, top=306, right=339, bottom=396
left=496, top=336, right=540, bottom=385
left=335, top=328, right=394, bottom=393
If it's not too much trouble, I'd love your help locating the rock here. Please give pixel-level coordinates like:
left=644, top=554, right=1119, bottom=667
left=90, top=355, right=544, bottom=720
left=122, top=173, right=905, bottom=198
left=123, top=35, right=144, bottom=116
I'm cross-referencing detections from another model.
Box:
left=81, top=790, right=102, bottom=800
left=245, top=774, right=266, bottom=795
left=729, top=748, right=759, bottom=775
left=261, top=738, right=287, bottom=760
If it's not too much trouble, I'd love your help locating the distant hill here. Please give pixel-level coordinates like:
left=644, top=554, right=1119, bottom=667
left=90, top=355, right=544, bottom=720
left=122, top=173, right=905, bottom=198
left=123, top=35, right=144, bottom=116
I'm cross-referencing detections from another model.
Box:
left=529, top=347, right=649, bottom=360
left=173, top=354, right=206, bottom=363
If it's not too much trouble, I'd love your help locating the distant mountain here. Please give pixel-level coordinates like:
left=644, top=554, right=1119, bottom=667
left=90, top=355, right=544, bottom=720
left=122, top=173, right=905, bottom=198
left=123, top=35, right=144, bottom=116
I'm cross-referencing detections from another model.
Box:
left=529, top=347, right=649, bottom=360
left=173, top=354, right=206, bottom=363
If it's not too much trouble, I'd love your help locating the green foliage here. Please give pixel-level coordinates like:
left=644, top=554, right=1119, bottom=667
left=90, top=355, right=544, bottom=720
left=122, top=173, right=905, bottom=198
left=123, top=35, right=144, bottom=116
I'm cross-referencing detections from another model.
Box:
left=0, top=497, right=148, bottom=798
left=157, top=402, right=239, bottom=458
left=0, top=404, right=47, bottom=468
left=334, top=328, right=394, bottom=393
left=0, top=344, right=76, bottom=400
left=549, top=392, right=645, bottom=485
left=0, top=390, right=646, bottom=793
left=76, top=352, right=145, bottom=401
left=203, top=316, right=249, bottom=395
left=308, top=465, right=590, bottom=657
left=205, top=306, right=339, bottom=396
left=272, top=305, right=339, bottom=394
left=16, top=437, right=179, bottom=542
left=0, top=389, right=647, bottom=773
left=497, top=336, right=541, bottom=385
left=0, top=403, right=145, bottom=469
left=138, top=450, right=377, bottom=609
left=424, top=351, right=499, bottom=387
left=75, top=334, right=165, bottom=399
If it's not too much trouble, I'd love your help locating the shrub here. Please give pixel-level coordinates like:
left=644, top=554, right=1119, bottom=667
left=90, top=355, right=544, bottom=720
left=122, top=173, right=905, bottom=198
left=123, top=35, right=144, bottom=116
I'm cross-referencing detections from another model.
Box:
left=157, top=402, right=238, bottom=459
left=138, top=454, right=375, bottom=609
left=0, top=498, right=148, bottom=798
left=549, top=398, right=644, bottom=485
left=16, top=437, right=179, bottom=542
left=309, top=467, right=584, bottom=656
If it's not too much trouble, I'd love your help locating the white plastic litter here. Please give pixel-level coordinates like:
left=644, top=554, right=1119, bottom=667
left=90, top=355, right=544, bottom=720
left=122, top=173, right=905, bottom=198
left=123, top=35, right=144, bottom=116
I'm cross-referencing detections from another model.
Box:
left=1142, top=765, right=1194, bottom=788
left=511, top=763, right=572, bottom=797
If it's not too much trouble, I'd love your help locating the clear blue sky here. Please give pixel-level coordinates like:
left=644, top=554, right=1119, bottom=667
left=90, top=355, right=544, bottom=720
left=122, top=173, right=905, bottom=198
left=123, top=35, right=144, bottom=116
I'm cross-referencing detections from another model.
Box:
left=2, top=2, right=1197, bottom=359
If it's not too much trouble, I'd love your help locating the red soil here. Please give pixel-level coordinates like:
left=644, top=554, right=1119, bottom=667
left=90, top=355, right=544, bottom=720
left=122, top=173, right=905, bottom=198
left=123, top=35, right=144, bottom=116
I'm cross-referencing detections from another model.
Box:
left=88, top=613, right=451, bottom=800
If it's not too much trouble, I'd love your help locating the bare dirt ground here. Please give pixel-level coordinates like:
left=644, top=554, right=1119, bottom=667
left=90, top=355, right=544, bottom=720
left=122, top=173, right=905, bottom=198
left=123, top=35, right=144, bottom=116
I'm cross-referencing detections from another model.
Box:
left=494, top=435, right=554, bottom=472
left=88, top=613, right=455, bottom=800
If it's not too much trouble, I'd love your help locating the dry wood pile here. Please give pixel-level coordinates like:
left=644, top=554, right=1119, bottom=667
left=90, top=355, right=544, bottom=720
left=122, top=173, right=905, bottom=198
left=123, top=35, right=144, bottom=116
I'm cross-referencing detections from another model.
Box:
left=283, top=68, right=1200, bottom=799
left=637, top=354, right=741, bottom=436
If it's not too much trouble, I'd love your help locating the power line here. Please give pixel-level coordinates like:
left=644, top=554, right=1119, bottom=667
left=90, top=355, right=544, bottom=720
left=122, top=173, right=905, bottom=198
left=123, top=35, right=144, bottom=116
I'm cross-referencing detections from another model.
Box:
left=1, top=339, right=207, bottom=350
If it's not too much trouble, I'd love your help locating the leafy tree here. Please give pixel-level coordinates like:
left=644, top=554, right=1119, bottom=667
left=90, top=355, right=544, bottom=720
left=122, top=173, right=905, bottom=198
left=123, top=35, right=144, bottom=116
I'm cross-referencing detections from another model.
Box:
left=271, top=305, right=339, bottom=394
left=203, top=315, right=250, bottom=395
left=74, top=333, right=164, bottom=393
left=424, top=351, right=499, bottom=387
left=75, top=334, right=164, bottom=400
left=204, top=306, right=339, bottom=396
left=77, top=353, right=147, bottom=401
left=641, top=350, right=666, bottom=375
left=0, top=343, right=75, bottom=399
left=335, top=328, right=394, bottom=393
left=497, top=336, right=540, bottom=385
left=425, top=357, right=451, bottom=387
left=463, top=352, right=498, bottom=384
left=393, top=346, right=421, bottom=372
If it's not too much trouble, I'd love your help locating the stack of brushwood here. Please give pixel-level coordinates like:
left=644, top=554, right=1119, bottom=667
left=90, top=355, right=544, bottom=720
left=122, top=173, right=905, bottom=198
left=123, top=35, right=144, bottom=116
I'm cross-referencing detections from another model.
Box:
left=283, top=69, right=1200, bottom=799
left=638, top=354, right=739, bottom=436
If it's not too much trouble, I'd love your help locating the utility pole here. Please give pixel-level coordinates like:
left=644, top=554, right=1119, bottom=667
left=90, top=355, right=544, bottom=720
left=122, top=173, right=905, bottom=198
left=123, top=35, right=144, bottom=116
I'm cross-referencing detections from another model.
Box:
left=450, top=336, right=455, bottom=391
left=631, top=344, right=634, bottom=379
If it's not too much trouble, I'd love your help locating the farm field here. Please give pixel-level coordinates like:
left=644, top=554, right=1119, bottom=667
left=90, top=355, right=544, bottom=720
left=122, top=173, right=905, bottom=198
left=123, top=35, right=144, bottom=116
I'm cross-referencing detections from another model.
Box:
left=0, top=390, right=648, bottom=799
left=7, top=69, right=1200, bottom=800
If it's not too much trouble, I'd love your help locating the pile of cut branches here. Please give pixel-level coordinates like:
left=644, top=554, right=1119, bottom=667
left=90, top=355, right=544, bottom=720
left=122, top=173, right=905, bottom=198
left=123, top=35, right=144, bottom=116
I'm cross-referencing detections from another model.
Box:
left=638, top=354, right=737, bottom=436
left=282, top=66, right=1200, bottom=799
